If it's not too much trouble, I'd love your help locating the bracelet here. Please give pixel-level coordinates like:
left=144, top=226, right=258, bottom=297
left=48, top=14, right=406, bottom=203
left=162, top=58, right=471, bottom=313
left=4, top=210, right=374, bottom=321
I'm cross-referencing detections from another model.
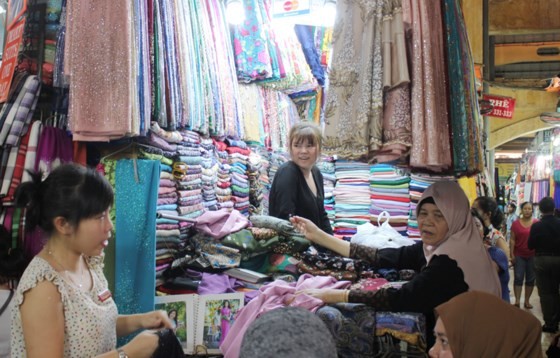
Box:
left=343, top=290, right=350, bottom=303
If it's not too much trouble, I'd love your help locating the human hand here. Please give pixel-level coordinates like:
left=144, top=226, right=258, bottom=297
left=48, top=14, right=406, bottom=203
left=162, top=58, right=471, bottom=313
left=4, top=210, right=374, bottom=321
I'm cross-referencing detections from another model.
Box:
left=510, top=257, right=516, bottom=266
left=141, top=310, right=173, bottom=330
left=290, top=216, right=322, bottom=244
left=294, top=289, right=348, bottom=304
left=122, top=330, right=159, bottom=358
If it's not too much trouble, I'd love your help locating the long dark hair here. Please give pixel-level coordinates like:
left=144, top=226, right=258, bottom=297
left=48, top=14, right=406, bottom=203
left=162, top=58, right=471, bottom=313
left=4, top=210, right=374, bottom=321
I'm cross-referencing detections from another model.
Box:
left=474, top=197, right=504, bottom=228
left=0, top=225, right=26, bottom=285
left=14, top=164, right=114, bottom=234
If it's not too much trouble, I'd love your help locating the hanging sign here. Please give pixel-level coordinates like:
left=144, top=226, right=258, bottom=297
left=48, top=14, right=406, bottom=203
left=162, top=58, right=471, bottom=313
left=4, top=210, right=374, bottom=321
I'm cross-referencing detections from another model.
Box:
left=7, top=0, right=28, bottom=30
left=273, top=0, right=311, bottom=18
left=0, top=18, right=26, bottom=103
left=482, top=94, right=516, bottom=119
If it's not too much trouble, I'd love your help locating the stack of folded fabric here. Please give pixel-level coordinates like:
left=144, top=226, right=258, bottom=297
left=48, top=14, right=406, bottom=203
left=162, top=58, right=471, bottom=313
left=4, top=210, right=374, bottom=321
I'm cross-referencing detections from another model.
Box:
left=332, top=160, right=371, bottom=238
left=200, top=138, right=219, bottom=211
left=316, top=156, right=336, bottom=229
left=251, top=146, right=271, bottom=215
left=407, top=174, right=454, bottom=239
left=176, top=130, right=205, bottom=220
left=247, top=150, right=266, bottom=215
left=213, top=138, right=234, bottom=211
left=226, top=138, right=251, bottom=216
left=268, top=151, right=289, bottom=187
left=370, top=164, right=410, bottom=237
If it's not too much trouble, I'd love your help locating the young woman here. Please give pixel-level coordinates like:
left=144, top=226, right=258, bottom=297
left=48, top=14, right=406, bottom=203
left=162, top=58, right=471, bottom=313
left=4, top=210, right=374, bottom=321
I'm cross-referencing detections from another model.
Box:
left=11, top=164, right=172, bottom=358
left=510, top=201, right=537, bottom=309
left=472, top=196, right=509, bottom=261
left=429, top=291, right=542, bottom=357
left=219, top=300, right=232, bottom=346
left=268, top=122, right=332, bottom=235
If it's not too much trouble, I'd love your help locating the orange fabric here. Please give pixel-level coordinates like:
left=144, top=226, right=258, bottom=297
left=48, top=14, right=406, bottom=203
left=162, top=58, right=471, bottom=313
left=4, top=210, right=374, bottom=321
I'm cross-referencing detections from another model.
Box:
left=72, top=141, right=87, bottom=165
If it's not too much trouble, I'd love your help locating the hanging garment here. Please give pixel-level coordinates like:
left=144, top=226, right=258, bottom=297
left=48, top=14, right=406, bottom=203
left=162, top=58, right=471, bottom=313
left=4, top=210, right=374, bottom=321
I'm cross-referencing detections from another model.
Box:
left=114, top=159, right=160, bottom=315
left=34, top=126, right=73, bottom=179
left=323, top=0, right=384, bottom=159
left=404, top=0, right=452, bottom=172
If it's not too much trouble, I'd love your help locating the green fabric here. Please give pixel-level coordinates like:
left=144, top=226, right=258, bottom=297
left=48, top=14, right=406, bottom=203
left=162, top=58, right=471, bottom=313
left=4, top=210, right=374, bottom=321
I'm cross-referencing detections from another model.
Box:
left=221, top=229, right=281, bottom=260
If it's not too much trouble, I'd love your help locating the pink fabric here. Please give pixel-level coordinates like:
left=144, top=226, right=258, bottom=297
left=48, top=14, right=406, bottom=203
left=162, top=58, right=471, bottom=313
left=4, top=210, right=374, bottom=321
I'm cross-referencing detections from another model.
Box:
left=220, top=274, right=351, bottom=358
left=194, top=209, right=250, bottom=239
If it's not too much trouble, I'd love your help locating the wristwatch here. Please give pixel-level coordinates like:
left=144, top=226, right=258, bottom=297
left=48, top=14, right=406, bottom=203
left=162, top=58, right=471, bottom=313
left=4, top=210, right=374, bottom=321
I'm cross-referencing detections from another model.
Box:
left=117, top=348, right=129, bottom=358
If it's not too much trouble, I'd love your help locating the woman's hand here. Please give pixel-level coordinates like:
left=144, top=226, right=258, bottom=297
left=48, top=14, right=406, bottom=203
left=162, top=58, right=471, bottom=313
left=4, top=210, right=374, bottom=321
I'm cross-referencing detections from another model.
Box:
left=122, top=330, right=159, bottom=358
left=141, top=310, right=173, bottom=330
left=290, top=216, right=322, bottom=244
left=295, top=289, right=348, bottom=304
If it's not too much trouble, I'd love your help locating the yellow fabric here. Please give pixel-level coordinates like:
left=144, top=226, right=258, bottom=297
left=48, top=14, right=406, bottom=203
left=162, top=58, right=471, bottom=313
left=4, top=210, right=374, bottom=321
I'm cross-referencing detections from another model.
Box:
left=457, top=176, right=478, bottom=205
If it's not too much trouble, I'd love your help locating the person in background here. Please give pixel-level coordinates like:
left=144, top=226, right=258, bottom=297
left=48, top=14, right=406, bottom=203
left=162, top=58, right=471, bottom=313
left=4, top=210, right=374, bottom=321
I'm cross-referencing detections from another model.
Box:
left=268, top=121, right=332, bottom=235
left=471, top=209, right=510, bottom=303
left=11, top=164, right=172, bottom=358
left=0, top=226, right=27, bottom=358
left=290, top=181, right=500, bottom=348
left=219, top=300, right=232, bottom=346
left=429, top=291, right=542, bottom=358
left=472, top=196, right=509, bottom=261
left=505, top=202, right=518, bottom=244
left=528, top=197, right=560, bottom=333
left=167, top=310, right=178, bottom=333
left=510, top=201, right=537, bottom=309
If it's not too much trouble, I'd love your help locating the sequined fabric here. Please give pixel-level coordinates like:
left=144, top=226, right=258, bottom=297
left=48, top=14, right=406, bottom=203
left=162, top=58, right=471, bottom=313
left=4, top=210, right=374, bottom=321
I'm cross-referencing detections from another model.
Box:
left=323, top=0, right=384, bottom=160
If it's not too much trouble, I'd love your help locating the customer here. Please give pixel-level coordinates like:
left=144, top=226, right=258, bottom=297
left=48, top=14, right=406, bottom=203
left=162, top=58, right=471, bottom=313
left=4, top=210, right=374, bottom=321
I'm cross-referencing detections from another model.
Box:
left=268, top=121, right=332, bottom=235
left=510, top=201, right=537, bottom=309
left=472, top=196, right=509, bottom=260
left=472, top=209, right=510, bottom=302
left=0, top=226, right=27, bottom=358
left=528, top=197, right=560, bottom=333
left=291, top=181, right=500, bottom=347
left=505, top=202, right=518, bottom=244
left=429, top=290, right=542, bottom=357
left=11, top=164, right=172, bottom=358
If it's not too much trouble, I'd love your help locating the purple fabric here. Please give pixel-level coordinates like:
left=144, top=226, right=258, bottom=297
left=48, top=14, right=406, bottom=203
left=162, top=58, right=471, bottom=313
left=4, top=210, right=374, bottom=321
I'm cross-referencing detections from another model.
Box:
left=198, top=273, right=236, bottom=295
left=220, top=274, right=351, bottom=358
left=34, top=127, right=73, bottom=174
left=194, top=209, right=250, bottom=239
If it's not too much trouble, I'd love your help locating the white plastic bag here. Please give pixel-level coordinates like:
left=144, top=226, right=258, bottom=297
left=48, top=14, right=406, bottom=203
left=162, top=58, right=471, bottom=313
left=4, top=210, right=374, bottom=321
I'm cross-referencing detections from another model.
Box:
left=351, top=211, right=415, bottom=249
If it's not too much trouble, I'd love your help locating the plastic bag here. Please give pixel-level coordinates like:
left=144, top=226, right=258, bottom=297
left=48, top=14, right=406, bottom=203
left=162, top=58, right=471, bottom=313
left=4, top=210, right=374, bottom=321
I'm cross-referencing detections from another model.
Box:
left=351, top=211, right=415, bottom=249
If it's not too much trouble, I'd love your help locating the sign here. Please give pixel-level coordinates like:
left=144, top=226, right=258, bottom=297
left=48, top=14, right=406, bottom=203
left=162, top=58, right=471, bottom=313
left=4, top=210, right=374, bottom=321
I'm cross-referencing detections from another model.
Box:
left=7, top=0, right=27, bottom=30
left=482, top=94, right=516, bottom=119
left=0, top=18, right=26, bottom=103
left=273, top=0, right=311, bottom=18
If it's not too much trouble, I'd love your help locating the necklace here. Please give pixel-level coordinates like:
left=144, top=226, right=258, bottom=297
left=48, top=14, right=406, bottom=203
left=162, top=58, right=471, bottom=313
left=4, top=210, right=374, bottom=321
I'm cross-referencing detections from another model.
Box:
left=48, top=250, right=85, bottom=289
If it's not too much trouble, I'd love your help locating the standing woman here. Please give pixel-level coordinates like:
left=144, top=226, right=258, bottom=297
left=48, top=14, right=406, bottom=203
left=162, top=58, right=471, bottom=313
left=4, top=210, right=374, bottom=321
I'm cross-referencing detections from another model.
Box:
left=219, top=301, right=232, bottom=346
left=268, top=121, right=332, bottom=235
left=11, top=164, right=172, bottom=358
left=510, top=201, right=538, bottom=309
left=472, top=196, right=509, bottom=261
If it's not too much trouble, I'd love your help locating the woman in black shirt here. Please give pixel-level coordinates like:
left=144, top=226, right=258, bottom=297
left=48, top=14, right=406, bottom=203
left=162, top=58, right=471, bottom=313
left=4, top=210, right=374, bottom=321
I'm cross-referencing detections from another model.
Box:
left=268, top=121, right=332, bottom=234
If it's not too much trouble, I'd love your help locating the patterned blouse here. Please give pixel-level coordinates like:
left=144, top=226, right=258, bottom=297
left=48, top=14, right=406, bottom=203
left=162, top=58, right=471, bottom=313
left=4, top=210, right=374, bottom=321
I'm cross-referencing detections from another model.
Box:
left=11, top=256, right=118, bottom=357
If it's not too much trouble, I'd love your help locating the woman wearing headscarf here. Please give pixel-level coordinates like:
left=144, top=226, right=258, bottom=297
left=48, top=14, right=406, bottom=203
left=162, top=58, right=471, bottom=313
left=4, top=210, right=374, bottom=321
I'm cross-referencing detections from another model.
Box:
left=430, top=291, right=542, bottom=357
left=291, top=181, right=501, bottom=349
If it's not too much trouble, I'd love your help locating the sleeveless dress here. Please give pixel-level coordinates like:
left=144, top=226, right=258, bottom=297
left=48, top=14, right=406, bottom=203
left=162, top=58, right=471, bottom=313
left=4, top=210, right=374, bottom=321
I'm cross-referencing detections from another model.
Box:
left=11, top=256, right=118, bottom=357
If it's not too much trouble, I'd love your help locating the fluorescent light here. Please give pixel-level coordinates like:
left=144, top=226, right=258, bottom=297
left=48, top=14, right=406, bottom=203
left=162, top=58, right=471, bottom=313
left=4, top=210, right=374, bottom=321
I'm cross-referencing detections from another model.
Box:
left=226, top=0, right=245, bottom=25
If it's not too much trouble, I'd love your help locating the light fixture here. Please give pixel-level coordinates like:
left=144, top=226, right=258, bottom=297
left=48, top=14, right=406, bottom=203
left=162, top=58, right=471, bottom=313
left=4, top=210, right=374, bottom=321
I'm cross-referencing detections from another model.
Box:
left=226, top=0, right=245, bottom=25
left=321, top=0, right=337, bottom=27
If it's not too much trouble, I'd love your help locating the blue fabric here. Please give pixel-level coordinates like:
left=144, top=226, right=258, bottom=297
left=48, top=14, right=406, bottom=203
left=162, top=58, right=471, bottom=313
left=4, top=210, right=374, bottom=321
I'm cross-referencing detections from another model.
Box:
left=115, top=159, right=160, bottom=316
left=488, top=246, right=510, bottom=302
left=294, top=25, right=325, bottom=86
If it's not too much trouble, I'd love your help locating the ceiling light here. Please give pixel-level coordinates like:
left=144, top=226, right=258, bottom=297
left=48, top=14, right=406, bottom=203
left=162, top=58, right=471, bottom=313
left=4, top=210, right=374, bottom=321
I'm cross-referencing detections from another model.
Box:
left=321, top=0, right=337, bottom=27
left=226, top=0, right=245, bottom=25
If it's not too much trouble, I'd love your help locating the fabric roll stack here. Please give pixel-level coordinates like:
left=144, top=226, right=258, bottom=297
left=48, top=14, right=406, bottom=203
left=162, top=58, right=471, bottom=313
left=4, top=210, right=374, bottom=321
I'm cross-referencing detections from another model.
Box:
left=250, top=146, right=271, bottom=215
left=214, top=138, right=234, bottom=211
left=175, top=130, right=205, bottom=220
left=369, top=164, right=410, bottom=237
left=332, top=161, right=371, bottom=238
left=316, top=156, right=336, bottom=229
left=247, top=150, right=266, bottom=215
left=200, top=138, right=220, bottom=211
left=226, top=138, right=251, bottom=216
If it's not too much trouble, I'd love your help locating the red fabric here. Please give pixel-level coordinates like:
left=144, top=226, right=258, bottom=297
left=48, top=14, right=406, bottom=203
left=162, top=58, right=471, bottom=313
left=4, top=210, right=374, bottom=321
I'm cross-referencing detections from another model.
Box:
left=73, top=141, right=88, bottom=165
left=225, top=146, right=251, bottom=156
left=511, top=219, right=537, bottom=257
left=370, top=194, right=411, bottom=203
left=213, top=139, right=227, bottom=151
left=4, top=129, right=31, bottom=202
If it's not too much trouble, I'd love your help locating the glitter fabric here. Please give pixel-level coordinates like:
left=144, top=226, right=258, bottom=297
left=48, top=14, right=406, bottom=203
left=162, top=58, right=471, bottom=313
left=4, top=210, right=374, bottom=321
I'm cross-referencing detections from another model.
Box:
left=114, top=159, right=160, bottom=315
left=65, top=1, right=134, bottom=141
left=323, top=0, right=385, bottom=160
left=404, top=0, right=452, bottom=172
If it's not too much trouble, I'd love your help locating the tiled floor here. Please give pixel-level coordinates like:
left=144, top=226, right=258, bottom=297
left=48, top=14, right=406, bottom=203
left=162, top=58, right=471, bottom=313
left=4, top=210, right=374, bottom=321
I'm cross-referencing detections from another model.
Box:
left=507, top=268, right=557, bottom=357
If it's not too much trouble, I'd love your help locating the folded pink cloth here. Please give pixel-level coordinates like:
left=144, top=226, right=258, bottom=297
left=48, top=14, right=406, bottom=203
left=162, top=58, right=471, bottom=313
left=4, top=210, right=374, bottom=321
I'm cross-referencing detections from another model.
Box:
left=194, top=208, right=250, bottom=239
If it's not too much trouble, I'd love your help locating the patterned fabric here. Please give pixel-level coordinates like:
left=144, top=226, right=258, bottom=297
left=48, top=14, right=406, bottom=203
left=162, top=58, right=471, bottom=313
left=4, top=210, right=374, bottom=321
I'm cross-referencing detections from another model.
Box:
left=3, top=76, right=41, bottom=147
left=375, top=311, right=426, bottom=350
left=11, top=256, right=118, bottom=357
left=190, top=233, right=241, bottom=269
left=316, top=303, right=378, bottom=358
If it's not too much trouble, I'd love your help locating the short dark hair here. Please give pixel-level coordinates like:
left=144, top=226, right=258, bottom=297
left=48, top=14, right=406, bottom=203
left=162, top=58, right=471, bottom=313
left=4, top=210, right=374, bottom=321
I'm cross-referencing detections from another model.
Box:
left=15, top=164, right=114, bottom=234
left=474, top=197, right=504, bottom=228
left=538, top=197, right=555, bottom=214
left=508, top=203, right=517, bottom=211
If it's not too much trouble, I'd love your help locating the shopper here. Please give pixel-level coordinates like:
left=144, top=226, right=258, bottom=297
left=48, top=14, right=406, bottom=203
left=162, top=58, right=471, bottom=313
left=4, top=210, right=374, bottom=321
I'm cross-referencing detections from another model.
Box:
left=0, top=225, right=27, bottom=358
left=429, top=291, right=542, bottom=358
left=505, top=202, right=518, bottom=243
left=472, top=209, right=510, bottom=302
left=268, top=121, right=332, bottom=235
left=510, top=201, right=537, bottom=309
left=11, top=164, right=172, bottom=358
left=472, top=196, right=509, bottom=260
left=290, top=181, right=500, bottom=348
left=528, top=197, right=560, bottom=333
